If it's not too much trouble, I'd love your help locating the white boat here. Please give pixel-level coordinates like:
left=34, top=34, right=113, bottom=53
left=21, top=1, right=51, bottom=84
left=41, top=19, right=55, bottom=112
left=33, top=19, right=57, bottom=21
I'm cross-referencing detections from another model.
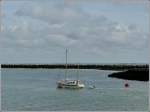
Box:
left=57, top=80, right=85, bottom=89
left=57, top=49, right=85, bottom=89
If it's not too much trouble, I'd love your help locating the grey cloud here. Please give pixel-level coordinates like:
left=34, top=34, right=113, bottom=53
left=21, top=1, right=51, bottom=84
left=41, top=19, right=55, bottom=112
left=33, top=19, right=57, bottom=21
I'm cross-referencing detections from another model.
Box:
left=6, top=1, right=148, bottom=51
left=0, top=0, right=148, bottom=63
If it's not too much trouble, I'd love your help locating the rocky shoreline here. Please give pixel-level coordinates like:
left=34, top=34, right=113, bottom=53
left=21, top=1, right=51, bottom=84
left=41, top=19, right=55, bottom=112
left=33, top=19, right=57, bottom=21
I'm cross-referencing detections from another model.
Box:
left=1, top=64, right=149, bottom=81
left=1, top=64, right=148, bottom=70
left=108, top=68, right=149, bottom=81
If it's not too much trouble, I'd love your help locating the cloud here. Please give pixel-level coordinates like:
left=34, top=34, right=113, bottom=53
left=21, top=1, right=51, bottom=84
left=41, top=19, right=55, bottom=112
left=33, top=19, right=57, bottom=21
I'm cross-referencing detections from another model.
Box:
left=0, top=0, right=148, bottom=63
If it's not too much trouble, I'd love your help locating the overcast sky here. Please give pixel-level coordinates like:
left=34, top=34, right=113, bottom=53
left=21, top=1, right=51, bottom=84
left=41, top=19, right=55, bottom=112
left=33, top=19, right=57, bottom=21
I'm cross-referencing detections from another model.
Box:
left=0, top=0, right=149, bottom=64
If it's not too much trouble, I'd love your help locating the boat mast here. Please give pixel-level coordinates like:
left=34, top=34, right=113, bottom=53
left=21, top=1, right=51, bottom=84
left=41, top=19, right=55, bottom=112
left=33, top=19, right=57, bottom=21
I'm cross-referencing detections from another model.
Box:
left=65, top=49, right=68, bottom=81
left=77, top=64, right=79, bottom=82
left=0, top=0, right=2, bottom=32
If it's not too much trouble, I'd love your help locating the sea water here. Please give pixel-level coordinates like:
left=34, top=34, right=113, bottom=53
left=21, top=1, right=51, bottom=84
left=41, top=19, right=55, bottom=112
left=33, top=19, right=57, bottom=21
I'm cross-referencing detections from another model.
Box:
left=1, top=69, right=148, bottom=111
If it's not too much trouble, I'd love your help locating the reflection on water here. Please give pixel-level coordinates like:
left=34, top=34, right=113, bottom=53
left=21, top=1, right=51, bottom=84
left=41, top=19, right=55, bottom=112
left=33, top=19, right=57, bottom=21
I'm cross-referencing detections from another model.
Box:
left=2, top=69, right=149, bottom=111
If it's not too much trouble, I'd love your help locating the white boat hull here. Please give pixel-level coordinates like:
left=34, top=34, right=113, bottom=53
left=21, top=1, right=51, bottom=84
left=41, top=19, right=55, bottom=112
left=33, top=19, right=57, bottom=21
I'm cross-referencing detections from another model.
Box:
left=57, top=80, right=85, bottom=89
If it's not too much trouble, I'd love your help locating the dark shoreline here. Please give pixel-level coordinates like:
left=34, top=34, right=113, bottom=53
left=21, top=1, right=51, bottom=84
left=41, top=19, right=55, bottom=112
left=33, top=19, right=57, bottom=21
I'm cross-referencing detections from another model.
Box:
left=108, top=68, right=149, bottom=81
left=1, top=64, right=148, bottom=70
left=1, top=64, right=149, bottom=81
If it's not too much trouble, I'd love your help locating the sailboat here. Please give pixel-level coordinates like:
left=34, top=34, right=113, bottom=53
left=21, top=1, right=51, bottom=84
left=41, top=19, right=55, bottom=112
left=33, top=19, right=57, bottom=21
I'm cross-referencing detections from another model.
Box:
left=57, top=49, right=85, bottom=89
